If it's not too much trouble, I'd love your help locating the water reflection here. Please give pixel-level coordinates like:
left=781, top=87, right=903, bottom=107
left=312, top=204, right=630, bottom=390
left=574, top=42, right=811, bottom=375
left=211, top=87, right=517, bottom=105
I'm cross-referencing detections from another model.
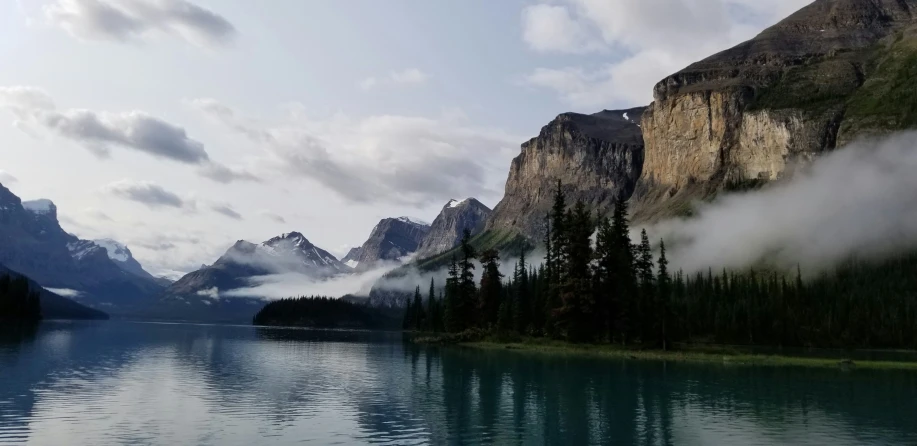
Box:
left=1, top=321, right=915, bottom=445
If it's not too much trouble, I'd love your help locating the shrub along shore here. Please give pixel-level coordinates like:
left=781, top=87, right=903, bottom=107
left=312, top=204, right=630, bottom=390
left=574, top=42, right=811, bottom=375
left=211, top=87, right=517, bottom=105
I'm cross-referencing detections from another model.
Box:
left=409, top=331, right=917, bottom=370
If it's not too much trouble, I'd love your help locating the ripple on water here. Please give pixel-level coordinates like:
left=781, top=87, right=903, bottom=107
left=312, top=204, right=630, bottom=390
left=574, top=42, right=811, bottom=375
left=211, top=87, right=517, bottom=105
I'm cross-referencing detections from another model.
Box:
left=1, top=322, right=916, bottom=445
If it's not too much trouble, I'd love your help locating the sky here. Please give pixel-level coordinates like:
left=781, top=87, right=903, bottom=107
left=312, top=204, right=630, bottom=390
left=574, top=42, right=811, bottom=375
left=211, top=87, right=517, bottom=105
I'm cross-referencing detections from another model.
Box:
left=0, top=0, right=812, bottom=279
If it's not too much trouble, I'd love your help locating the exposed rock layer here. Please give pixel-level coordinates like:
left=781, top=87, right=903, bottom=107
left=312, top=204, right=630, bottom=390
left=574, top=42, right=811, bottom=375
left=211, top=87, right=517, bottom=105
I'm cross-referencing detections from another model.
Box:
left=486, top=107, right=646, bottom=240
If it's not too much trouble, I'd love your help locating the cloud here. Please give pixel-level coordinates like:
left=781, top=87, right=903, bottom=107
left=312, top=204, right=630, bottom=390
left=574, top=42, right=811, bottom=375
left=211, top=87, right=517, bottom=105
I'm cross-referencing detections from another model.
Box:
left=0, top=86, right=257, bottom=183
left=521, top=4, right=601, bottom=53
left=83, top=207, right=113, bottom=221
left=45, top=287, right=82, bottom=297
left=196, top=162, right=261, bottom=183
left=223, top=259, right=405, bottom=300
left=196, top=287, right=220, bottom=299
left=359, top=68, right=429, bottom=90
left=43, top=0, right=237, bottom=47
left=260, top=211, right=286, bottom=224
left=0, top=170, right=18, bottom=184
left=104, top=179, right=186, bottom=209
left=211, top=204, right=242, bottom=220
left=647, top=131, right=917, bottom=274
left=190, top=99, right=521, bottom=207
left=520, top=0, right=812, bottom=107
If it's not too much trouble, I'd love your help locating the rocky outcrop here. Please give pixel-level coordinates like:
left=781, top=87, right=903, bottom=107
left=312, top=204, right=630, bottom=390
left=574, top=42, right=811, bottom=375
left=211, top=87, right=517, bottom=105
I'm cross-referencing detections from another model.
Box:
left=632, top=0, right=917, bottom=221
left=0, top=183, right=165, bottom=311
left=486, top=107, right=646, bottom=240
left=341, top=247, right=363, bottom=269
left=94, top=238, right=171, bottom=286
left=351, top=217, right=430, bottom=271
left=415, top=198, right=492, bottom=259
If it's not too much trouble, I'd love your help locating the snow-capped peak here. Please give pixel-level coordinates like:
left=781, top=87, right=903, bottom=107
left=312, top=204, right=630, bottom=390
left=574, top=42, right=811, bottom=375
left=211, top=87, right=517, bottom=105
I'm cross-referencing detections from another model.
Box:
left=398, top=216, right=430, bottom=226
left=94, top=238, right=131, bottom=263
left=623, top=112, right=630, bottom=122
left=447, top=198, right=467, bottom=209
left=23, top=199, right=55, bottom=214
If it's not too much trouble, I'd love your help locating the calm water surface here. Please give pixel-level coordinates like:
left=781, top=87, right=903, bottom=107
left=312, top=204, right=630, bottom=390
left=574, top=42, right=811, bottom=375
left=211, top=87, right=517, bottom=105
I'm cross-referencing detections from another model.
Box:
left=1, top=321, right=916, bottom=445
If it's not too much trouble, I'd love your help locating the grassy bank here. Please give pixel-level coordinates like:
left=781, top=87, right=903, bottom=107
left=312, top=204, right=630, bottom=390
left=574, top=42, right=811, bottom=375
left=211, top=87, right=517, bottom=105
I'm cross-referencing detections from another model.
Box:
left=410, top=332, right=917, bottom=370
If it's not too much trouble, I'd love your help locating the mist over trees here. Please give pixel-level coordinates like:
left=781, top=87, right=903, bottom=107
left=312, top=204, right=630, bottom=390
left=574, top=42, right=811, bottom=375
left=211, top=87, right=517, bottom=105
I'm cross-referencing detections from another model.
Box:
left=404, top=182, right=917, bottom=349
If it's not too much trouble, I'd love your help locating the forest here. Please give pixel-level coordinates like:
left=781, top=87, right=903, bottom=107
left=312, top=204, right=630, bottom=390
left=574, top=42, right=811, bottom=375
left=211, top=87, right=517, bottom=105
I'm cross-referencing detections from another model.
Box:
left=254, top=295, right=398, bottom=329
left=0, top=274, right=42, bottom=322
left=403, top=183, right=917, bottom=350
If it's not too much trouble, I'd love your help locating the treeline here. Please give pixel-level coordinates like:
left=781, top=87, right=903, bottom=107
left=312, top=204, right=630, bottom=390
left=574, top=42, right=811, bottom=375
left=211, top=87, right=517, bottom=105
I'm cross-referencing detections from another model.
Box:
left=0, top=274, right=42, bottom=322
left=254, top=296, right=397, bottom=329
left=404, top=182, right=917, bottom=349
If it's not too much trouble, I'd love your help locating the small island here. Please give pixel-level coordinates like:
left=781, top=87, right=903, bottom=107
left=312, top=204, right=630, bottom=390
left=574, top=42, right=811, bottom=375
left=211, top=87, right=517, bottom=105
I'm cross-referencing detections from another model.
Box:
left=253, top=295, right=399, bottom=329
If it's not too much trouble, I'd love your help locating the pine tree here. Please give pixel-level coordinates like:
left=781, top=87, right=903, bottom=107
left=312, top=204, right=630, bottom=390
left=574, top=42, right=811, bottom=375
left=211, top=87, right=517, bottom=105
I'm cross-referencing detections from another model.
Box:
left=458, top=229, right=477, bottom=328
left=513, top=250, right=531, bottom=334
left=444, top=254, right=461, bottom=333
left=657, top=239, right=671, bottom=351
left=478, top=248, right=503, bottom=329
left=636, top=229, right=655, bottom=343
left=411, top=285, right=425, bottom=331
left=556, top=200, right=596, bottom=342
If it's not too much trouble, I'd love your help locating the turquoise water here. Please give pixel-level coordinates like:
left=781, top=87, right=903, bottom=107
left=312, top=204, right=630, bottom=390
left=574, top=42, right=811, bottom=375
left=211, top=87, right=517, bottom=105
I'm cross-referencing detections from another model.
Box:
left=1, top=321, right=915, bottom=445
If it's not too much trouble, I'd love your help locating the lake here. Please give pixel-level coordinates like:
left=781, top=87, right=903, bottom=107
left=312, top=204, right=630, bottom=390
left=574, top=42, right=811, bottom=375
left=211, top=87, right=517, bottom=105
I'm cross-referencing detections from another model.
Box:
left=1, top=321, right=915, bottom=445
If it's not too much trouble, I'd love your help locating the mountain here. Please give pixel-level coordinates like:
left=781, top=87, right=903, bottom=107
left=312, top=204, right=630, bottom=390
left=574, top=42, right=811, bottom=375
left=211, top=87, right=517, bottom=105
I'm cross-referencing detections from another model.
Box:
left=0, top=183, right=165, bottom=312
left=631, top=0, right=917, bottom=221
left=486, top=107, right=646, bottom=241
left=350, top=217, right=430, bottom=272
left=415, top=198, right=492, bottom=259
left=341, top=247, right=363, bottom=269
left=93, top=238, right=172, bottom=286
left=0, top=262, right=108, bottom=320
left=150, top=232, right=351, bottom=322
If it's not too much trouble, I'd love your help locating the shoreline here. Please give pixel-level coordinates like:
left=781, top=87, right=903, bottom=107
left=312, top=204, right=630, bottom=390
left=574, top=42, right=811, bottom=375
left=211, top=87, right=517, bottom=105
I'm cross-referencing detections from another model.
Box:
left=412, top=333, right=917, bottom=370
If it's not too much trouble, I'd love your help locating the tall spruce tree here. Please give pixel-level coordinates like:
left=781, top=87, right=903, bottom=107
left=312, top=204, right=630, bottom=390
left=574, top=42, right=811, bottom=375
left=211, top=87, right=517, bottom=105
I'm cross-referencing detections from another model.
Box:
left=426, top=278, right=439, bottom=332
left=556, top=200, right=596, bottom=342
left=513, top=250, right=531, bottom=334
left=657, top=239, right=671, bottom=351
left=411, top=285, right=425, bottom=331
left=458, top=229, right=478, bottom=329
left=478, top=248, right=503, bottom=329
left=444, top=254, right=461, bottom=332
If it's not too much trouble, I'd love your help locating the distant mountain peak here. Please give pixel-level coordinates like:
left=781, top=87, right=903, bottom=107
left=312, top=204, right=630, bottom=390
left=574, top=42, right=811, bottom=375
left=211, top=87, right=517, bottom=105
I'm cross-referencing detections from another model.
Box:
left=416, top=197, right=492, bottom=259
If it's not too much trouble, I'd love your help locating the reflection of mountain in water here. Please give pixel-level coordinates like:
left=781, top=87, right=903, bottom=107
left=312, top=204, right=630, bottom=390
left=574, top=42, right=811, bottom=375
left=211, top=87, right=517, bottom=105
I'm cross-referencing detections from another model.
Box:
left=2, top=322, right=916, bottom=445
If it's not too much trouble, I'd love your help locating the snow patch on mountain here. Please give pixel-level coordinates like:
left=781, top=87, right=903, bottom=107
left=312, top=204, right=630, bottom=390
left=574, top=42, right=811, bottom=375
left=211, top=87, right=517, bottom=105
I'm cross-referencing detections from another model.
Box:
left=94, top=238, right=130, bottom=262
left=397, top=216, right=430, bottom=226
left=67, top=240, right=102, bottom=261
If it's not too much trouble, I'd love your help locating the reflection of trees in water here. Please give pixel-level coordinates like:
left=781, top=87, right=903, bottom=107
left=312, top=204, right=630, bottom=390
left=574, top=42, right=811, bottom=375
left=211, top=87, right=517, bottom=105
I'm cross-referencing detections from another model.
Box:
left=394, top=346, right=917, bottom=445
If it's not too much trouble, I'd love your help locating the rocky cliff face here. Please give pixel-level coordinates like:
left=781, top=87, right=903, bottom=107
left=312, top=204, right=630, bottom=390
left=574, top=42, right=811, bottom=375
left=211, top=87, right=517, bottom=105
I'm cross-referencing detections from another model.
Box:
left=352, top=217, right=430, bottom=271
left=632, top=0, right=917, bottom=221
left=415, top=198, right=492, bottom=259
left=486, top=108, right=646, bottom=240
left=0, top=183, right=165, bottom=311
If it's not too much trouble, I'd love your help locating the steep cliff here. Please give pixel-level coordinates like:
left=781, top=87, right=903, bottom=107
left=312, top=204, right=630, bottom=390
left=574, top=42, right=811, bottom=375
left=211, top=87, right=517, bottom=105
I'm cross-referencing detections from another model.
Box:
left=632, top=0, right=917, bottom=221
left=415, top=198, right=492, bottom=259
left=486, top=107, right=646, bottom=240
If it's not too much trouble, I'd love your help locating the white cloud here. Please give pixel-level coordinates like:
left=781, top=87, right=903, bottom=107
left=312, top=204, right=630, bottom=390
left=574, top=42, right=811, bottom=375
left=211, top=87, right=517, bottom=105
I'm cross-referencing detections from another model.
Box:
left=359, top=68, right=429, bottom=90
left=521, top=4, right=600, bottom=53
left=0, top=170, right=18, bottom=184
left=104, top=179, right=188, bottom=209
left=43, top=0, right=237, bottom=48
left=190, top=99, right=521, bottom=208
left=0, top=86, right=258, bottom=183
left=520, top=0, right=812, bottom=108
left=648, top=132, right=917, bottom=274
